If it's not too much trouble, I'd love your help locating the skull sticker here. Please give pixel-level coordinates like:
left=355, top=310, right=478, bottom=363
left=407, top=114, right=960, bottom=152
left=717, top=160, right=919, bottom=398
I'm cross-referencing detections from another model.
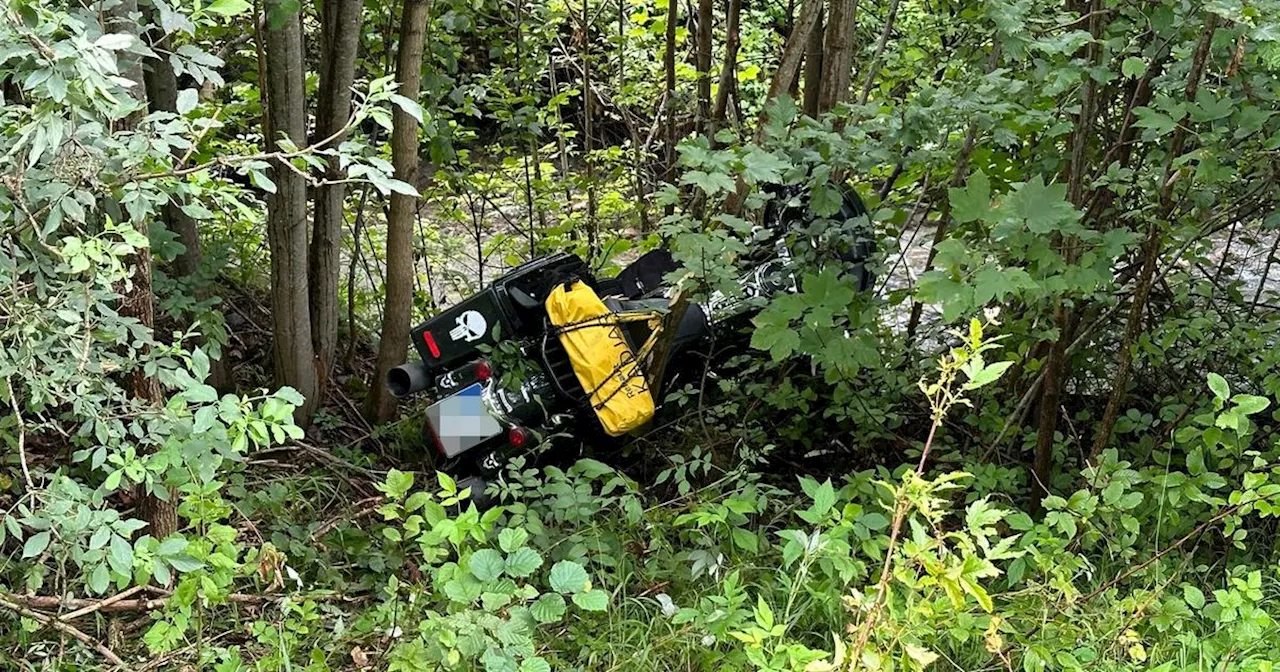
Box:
left=449, top=310, right=488, bottom=342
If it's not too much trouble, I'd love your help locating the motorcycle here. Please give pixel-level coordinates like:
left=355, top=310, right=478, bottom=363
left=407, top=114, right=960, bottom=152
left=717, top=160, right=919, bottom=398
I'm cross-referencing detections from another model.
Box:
left=387, top=185, right=876, bottom=498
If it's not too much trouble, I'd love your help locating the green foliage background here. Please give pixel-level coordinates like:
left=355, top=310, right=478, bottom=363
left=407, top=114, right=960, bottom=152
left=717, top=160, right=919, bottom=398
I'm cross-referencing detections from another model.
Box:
left=3, top=0, right=1280, bottom=669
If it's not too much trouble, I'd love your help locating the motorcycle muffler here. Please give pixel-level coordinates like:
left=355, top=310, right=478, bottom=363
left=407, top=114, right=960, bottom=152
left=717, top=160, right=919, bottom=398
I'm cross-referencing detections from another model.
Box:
left=388, top=361, right=432, bottom=398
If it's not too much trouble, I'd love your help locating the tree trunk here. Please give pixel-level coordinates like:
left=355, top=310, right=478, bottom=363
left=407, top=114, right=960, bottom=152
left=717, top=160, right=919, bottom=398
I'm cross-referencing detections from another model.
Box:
left=856, top=0, right=900, bottom=104
left=710, top=0, right=742, bottom=126
left=1031, top=1, right=1103, bottom=499
left=310, top=0, right=365, bottom=387
left=263, top=0, right=320, bottom=423
left=663, top=0, right=677, bottom=216
left=817, top=0, right=855, bottom=112
left=802, top=6, right=823, bottom=117
left=695, top=0, right=713, bottom=129
left=762, top=0, right=822, bottom=106
left=141, top=6, right=232, bottom=393
left=365, top=0, right=431, bottom=422
left=109, top=0, right=180, bottom=542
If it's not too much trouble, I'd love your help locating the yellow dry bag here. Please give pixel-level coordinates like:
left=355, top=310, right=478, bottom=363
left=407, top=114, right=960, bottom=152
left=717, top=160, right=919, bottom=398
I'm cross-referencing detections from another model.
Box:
left=544, top=281, right=655, bottom=436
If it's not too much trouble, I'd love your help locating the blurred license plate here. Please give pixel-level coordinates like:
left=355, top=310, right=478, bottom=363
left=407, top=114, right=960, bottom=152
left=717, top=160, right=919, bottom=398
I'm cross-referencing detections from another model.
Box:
left=426, top=383, right=503, bottom=458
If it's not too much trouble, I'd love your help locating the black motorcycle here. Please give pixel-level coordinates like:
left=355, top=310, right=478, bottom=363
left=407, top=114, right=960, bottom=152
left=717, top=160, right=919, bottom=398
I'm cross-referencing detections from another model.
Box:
left=387, top=186, right=876, bottom=496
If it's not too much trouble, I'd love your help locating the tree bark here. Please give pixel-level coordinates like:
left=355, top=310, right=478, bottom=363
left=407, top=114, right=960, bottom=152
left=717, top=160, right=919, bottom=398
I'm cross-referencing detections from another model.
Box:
left=110, top=0, right=180, bottom=542
left=762, top=0, right=822, bottom=107
left=710, top=0, right=741, bottom=126
left=310, top=0, right=365, bottom=387
left=1088, top=15, right=1218, bottom=462
left=365, top=0, right=431, bottom=422
left=263, top=0, right=320, bottom=423
left=696, top=0, right=713, bottom=129
left=856, top=0, right=899, bottom=105
left=663, top=0, right=678, bottom=216
left=802, top=6, right=823, bottom=117
left=1031, top=1, right=1103, bottom=499
left=141, top=6, right=232, bottom=392
left=816, top=0, right=855, bottom=113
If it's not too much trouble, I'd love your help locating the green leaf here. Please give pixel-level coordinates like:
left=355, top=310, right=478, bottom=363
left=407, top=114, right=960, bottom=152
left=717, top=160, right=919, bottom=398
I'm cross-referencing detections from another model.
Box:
left=248, top=169, right=277, bottom=194
left=504, top=547, right=543, bottom=577
left=572, top=588, right=609, bottom=611
left=1233, top=394, right=1270, bottom=416
left=23, top=531, right=51, bottom=559
left=1207, top=373, right=1230, bottom=400
left=383, top=469, right=414, bottom=500
left=167, top=555, right=206, bottom=572
left=176, top=88, right=198, bottom=115
left=1005, top=176, right=1077, bottom=233
left=750, top=313, right=801, bottom=361
left=964, top=361, right=1014, bottom=390
left=731, top=527, right=759, bottom=553
left=530, top=592, right=566, bottom=623
left=549, top=560, right=589, bottom=593
left=404, top=491, right=432, bottom=513
left=498, top=527, right=529, bottom=553
left=1121, top=57, right=1146, bottom=78
left=156, top=536, right=188, bottom=557
left=389, top=94, right=424, bottom=124
left=679, top=170, right=732, bottom=196
left=811, top=479, right=836, bottom=517
left=949, top=171, right=992, bottom=223
left=89, top=526, right=111, bottom=551
left=962, top=577, right=994, bottom=612
left=519, top=657, right=552, bottom=672
left=88, top=564, right=110, bottom=594
left=153, top=561, right=172, bottom=586
left=205, top=0, right=252, bottom=16
left=741, top=147, right=789, bottom=183
left=904, top=643, right=940, bottom=668
left=1183, top=584, right=1206, bottom=609
left=108, top=534, right=134, bottom=574
left=470, top=549, right=506, bottom=582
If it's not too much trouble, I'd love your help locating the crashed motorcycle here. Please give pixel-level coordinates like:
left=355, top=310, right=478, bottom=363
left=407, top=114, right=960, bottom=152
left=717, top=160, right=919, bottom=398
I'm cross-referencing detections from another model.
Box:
left=387, top=186, right=876, bottom=497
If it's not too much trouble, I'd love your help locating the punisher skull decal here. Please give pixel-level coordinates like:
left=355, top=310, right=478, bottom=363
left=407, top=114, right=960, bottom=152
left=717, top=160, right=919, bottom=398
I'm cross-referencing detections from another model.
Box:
left=450, top=310, right=488, bottom=342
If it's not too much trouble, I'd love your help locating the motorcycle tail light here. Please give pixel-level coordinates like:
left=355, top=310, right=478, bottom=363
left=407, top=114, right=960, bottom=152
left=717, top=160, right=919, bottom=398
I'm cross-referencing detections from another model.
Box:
left=508, top=426, right=530, bottom=448
left=475, top=359, right=493, bottom=382
left=422, top=330, right=441, bottom=358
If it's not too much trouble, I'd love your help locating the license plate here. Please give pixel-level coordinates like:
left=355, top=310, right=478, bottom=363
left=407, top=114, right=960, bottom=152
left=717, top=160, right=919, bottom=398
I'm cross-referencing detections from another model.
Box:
left=425, top=383, right=503, bottom=458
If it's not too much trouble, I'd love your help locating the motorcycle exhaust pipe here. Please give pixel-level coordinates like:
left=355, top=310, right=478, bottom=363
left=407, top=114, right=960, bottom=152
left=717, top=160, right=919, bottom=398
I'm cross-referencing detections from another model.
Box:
left=388, top=361, right=432, bottom=398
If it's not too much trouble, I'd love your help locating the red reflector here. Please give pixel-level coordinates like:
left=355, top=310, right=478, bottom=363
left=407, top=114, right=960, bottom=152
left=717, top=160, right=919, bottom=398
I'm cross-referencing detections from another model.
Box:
left=508, top=426, right=530, bottom=448
left=475, top=360, right=493, bottom=381
left=422, top=331, right=441, bottom=358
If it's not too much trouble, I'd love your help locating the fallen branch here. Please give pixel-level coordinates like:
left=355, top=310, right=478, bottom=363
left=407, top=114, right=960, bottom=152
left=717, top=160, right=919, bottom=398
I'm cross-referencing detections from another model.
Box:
left=0, top=594, right=125, bottom=666
left=2, top=590, right=362, bottom=619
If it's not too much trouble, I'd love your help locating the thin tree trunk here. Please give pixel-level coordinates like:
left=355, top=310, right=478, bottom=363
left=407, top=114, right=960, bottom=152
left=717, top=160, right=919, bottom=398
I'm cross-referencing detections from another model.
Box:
left=816, top=0, right=855, bottom=113
left=856, top=0, right=900, bottom=105
left=310, top=0, right=365, bottom=387
left=365, top=0, right=431, bottom=422
left=1088, top=15, right=1219, bottom=463
left=802, top=6, right=823, bottom=117
left=110, top=0, right=180, bottom=542
left=710, top=0, right=742, bottom=125
left=263, top=0, right=320, bottom=423
left=696, top=0, right=713, bottom=129
left=663, top=0, right=678, bottom=216
left=762, top=0, right=822, bottom=107
left=1031, top=1, right=1103, bottom=498
left=141, top=5, right=231, bottom=392
left=582, top=0, right=599, bottom=257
